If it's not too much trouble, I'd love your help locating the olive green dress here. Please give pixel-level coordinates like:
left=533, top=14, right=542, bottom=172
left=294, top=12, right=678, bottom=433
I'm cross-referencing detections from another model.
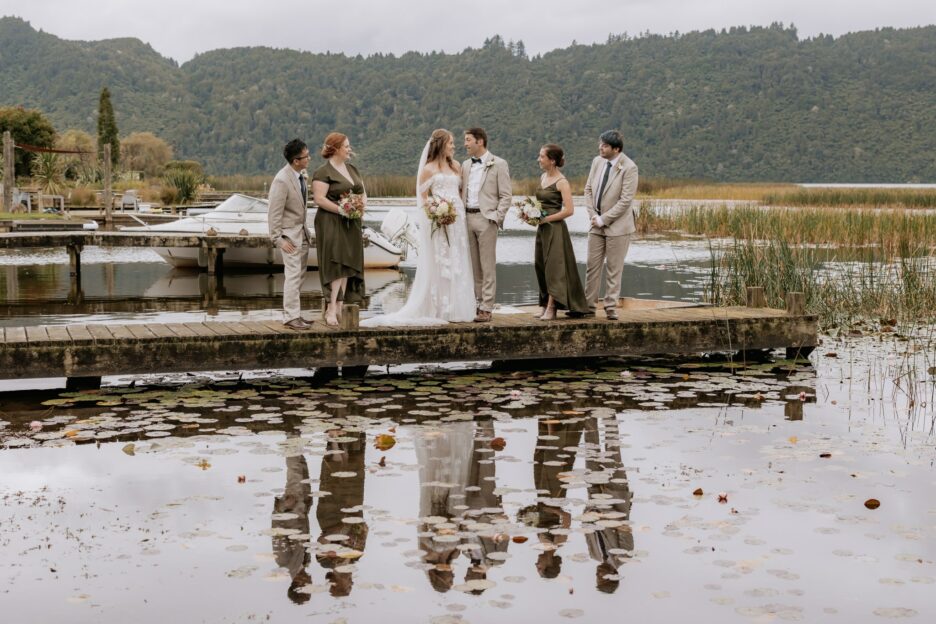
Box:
left=312, top=161, right=366, bottom=305
left=534, top=181, right=589, bottom=314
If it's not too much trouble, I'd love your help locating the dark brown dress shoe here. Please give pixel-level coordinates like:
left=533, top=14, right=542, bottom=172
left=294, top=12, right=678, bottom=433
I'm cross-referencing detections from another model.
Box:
left=604, top=308, right=619, bottom=320
left=473, top=310, right=492, bottom=323
left=283, top=318, right=311, bottom=330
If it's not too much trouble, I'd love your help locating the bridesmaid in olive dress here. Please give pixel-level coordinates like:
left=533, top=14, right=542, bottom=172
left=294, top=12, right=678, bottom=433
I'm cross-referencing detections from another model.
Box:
left=311, top=132, right=366, bottom=326
left=534, top=144, right=589, bottom=320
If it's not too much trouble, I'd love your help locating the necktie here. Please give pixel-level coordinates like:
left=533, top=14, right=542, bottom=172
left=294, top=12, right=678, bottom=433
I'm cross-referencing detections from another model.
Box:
left=596, top=161, right=612, bottom=214
left=299, top=175, right=307, bottom=203
left=471, top=157, right=482, bottom=164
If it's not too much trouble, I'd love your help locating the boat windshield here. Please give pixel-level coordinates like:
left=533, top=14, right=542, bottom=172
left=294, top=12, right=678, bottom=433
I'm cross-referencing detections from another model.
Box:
left=213, top=194, right=269, bottom=213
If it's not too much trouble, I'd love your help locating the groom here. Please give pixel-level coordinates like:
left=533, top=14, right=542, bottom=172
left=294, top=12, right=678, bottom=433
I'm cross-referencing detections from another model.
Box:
left=461, top=127, right=512, bottom=323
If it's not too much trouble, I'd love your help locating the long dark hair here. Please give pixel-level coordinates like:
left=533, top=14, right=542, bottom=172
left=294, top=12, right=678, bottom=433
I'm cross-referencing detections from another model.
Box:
left=426, top=129, right=455, bottom=170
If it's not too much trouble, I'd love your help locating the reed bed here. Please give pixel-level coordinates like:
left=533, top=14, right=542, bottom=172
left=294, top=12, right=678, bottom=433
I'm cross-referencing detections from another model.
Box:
left=762, top=187, right=936, bottom=209
left=639, top=205, right=936, bottom=255
left=705, top=237, right=936, bottom=326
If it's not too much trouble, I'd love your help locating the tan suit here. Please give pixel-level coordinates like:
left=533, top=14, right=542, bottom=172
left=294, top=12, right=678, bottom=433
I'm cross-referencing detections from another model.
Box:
left=583, top=153, right=639, bottom=312
left=268, top=164, right=311, bottom=320
left=460, top=152, right=512, bottom=312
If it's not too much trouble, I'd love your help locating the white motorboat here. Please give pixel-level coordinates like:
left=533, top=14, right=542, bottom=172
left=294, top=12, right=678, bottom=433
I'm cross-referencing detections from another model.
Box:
left=120, top=193, right=405, bottom=269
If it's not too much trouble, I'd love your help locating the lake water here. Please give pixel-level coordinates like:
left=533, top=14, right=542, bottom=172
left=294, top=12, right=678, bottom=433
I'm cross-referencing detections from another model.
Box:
left=1, top=204, right=934, bottom=623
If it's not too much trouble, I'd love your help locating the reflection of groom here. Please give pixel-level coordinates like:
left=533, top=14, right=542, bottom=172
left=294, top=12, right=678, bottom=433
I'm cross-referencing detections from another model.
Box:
left=461, top=127, right=512, bottom=323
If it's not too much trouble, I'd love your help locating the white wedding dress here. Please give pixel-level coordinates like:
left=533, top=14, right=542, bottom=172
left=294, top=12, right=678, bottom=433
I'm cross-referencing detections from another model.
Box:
left=362, top=160, right=477, bottom=326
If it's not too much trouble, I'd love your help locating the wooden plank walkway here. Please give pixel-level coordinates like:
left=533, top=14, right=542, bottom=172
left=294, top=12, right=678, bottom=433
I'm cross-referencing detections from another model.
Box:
left=0, top=231, right=273, bottom=249
left=0, top=304, right=818, bottom=382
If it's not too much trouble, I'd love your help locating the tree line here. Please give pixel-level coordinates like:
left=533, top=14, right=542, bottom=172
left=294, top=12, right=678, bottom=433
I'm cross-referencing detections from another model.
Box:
left=1, top=17, right=934, bottom=182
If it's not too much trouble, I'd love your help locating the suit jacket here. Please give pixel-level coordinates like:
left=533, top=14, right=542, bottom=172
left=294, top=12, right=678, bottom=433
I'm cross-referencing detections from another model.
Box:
left=460, top=152, right=512, bottom=227
left=583, top=153, right=639, bottom=237
left=268, top=164, right=311, bottom=247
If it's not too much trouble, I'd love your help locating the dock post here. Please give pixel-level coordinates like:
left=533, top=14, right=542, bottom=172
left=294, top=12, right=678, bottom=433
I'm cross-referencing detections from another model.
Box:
left=784, top=292, right=813, bottom=360
left=206, top=246, right=217, bottom=276
left=745, top=286, right=767, bottom=308
left=67, top=243, right=83, bottom=278
left=340, top=304, right=359, bottom=330
left=2, top=131, right=13, bottom=213
left=785, top=292, right=805, bottom=316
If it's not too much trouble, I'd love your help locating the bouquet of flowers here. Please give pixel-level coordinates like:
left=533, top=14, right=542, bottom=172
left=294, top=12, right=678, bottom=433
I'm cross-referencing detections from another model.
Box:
left=424, top=194, right=458, bottom=245
left=513, top=196, right=545, bottom=226
left=338, top=192, right=365, bottom=220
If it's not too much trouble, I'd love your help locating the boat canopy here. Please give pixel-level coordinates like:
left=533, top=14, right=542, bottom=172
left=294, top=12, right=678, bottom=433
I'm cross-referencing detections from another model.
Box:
left=213, top=194, right=269, bottom=214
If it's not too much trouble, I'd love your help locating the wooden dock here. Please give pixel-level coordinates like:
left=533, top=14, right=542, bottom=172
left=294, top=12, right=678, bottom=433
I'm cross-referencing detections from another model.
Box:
left=0, top=297, right=817, bottom=387
left=0, top=231, right=274, bottom=275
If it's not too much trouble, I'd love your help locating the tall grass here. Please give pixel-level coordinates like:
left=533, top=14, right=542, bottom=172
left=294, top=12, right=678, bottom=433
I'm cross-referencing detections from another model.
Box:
left=639, top=205, right=936, bottom=255
left=762, top=187, right=936, bottom=208
left=705, top=237, right=936, bottom=325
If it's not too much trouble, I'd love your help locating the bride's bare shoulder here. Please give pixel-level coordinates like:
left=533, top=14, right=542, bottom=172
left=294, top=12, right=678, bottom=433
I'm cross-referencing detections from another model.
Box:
left=420, top=163, right=439, bottom=182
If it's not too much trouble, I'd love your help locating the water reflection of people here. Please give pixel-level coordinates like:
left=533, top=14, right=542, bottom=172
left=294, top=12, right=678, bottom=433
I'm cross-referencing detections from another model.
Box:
left=271, top=434, right=313, bottom=604
left=414, top=421, right=474, bottom=592
left=520, top=417, right=584, bottom=578
left=582, top=411, right=633, bottom=593
left=315, top=429, right=368, bottom=597
left=460, top=419, right=510, bottom=592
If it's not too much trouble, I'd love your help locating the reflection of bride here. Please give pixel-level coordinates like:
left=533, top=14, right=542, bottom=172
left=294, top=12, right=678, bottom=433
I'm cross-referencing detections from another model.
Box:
left=362, top=129, right=476, bottom=326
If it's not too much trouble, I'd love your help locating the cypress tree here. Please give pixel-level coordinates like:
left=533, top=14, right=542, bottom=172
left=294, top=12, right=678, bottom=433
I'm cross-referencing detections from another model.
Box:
left=97, top=87, right=120, bottom=167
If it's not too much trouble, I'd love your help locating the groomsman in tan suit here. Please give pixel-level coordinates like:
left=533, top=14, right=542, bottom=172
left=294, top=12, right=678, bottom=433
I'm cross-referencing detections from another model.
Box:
left=268, top=138, right=313, bottom=330
left=461, top=127, right=512, bottom=322
left=583, top=130, right=639, bottom=320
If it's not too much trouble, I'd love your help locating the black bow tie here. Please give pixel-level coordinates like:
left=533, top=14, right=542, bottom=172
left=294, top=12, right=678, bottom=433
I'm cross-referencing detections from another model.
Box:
left=471, top=157, right=482, bottom=164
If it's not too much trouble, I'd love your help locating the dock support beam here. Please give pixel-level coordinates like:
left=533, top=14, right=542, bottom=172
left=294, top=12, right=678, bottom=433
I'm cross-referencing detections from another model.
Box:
left=784, top=292, right=813, bottom=359
left=67, top=243, right=83, bottom=278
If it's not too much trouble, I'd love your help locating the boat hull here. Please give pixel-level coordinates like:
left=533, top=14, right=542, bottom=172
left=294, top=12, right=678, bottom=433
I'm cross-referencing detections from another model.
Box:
left=152, top=242, right=401, bottom=270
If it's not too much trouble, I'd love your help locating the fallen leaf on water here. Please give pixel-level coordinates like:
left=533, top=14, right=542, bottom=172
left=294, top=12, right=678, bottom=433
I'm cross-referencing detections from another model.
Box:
left=374, top=434, right=396, bottom=451
left=693, top=488, right=704, bottom=497
left=490, top=437, right=507, bottom=451
left=237, top=475, right=246, bottom=483
left=196, top=459, right=211, bottom=470
left=64, top=430, right=78, bottom=438
left=865, top=499, right=881, bottom=510
left=512, top=535, right=528, bottom=544
left=122, top=443, right=136, bottom=456
left=378, top=456, right=386, bottom=467
left=788, top=436, right=798, bottom=444
left=717, top=492, right=729, bottom=503
left=819, top=453, right=832, bottom=458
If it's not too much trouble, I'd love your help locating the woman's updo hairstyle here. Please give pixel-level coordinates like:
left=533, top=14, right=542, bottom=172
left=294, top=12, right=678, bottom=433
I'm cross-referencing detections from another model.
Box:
left=542, top=144, right=565, bottom=168
left=321, top=132, right=348, bottom=159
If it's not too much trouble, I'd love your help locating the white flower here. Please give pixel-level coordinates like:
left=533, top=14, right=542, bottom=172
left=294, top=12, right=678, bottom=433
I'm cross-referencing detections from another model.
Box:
left=484, top=159, right=495, bottom=170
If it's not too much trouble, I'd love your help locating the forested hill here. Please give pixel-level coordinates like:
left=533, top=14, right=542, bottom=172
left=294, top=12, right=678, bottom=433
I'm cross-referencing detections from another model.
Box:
left=1, top=16, right=934, bottom=181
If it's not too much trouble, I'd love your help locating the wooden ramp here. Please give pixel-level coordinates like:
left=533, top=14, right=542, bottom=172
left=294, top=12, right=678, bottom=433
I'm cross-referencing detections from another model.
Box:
left=0, top=301, right=817, bottom=384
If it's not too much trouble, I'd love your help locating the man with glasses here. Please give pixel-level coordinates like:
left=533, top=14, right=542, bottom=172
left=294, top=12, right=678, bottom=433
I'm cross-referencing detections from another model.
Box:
left=269, top=138, right=313, bottom=330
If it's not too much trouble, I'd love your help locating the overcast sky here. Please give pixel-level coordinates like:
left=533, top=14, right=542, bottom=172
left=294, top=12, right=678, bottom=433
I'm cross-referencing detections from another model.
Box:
left=3, top=0, right=934, bottom=62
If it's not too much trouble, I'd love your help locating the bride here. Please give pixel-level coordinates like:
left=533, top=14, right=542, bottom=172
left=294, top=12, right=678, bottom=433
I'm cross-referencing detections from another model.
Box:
left=362, top=129, right=477, bottom=326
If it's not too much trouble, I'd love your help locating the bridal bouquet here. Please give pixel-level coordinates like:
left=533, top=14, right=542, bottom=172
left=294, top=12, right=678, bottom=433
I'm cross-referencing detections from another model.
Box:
left=424, top=194, right=457, bottom=245
left=513, top=196, right=545, bottom=226
left=338, top=192, right=365, bottom=220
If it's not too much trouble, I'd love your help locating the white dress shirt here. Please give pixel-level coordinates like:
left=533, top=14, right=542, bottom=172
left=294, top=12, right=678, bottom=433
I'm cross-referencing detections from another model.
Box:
left=466, top=150, right=489, bottom=209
